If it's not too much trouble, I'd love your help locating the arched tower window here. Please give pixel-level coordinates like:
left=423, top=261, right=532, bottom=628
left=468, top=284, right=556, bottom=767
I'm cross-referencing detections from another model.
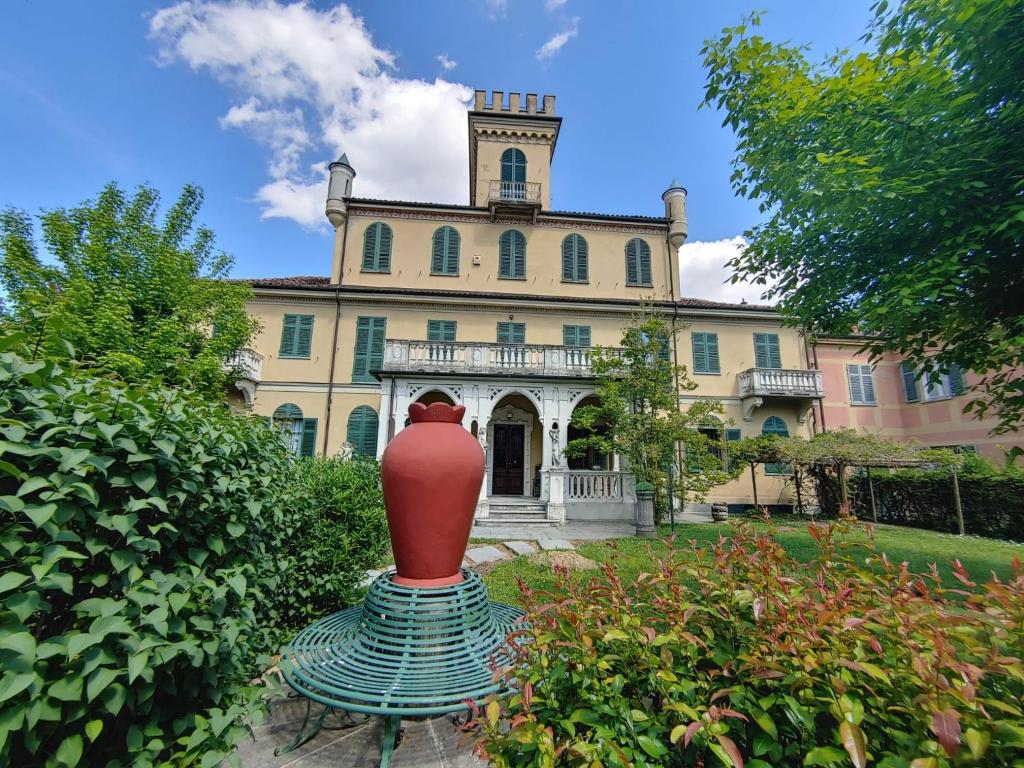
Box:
left=272, top=403, right=317, bottom=457
left=500, top=148, right=526, bottom=183
left=431, top=226, right=460, bottom=275
left=761, top=416, right=791, bottom=475
left=498, top=229, right=526, bottom=279
left=625, top=238, right=652, bottom=287
left=347, top=405, right=379, bottom=457
left=561, top=234, right=589, bottom=283
left=361, top=222, right=393, bottom=272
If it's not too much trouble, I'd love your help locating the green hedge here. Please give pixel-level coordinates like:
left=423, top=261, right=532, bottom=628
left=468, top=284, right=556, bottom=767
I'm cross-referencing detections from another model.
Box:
left=266, top=456, right=388, bottom=634
left=0, top=333, right=302, bottom=767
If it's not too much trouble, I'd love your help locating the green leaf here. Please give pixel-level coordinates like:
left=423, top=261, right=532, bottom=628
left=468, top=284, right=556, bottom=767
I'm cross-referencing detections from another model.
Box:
left=55, top=734, right=83, bottom=767
left=839, top=721, right=867, bottom=768
left=24, top=502, right=57, bottom=527
left=0, top=671, right=36, bottom=702
left=131, top=469, right=157, bottom=494
left=86, top=667, right=119, bottom=702
left=636, top=734, right=668, bottom=758
left=49, top=674, right=84, bottom=702
left=85, top=719, right=103, bottom=742
left=0, top=632, right=36, bottom=660
left=128, top=652, right=149, bottom=685
left=0, top=572, right=29, bottom=594
left=804, top=746, right=847, bottom=766
left=227, top=574, right=246, bottom=598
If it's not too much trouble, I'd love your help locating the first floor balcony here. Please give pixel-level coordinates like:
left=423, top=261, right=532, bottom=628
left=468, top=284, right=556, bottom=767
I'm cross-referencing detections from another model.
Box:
left=225, top=347, right=262, bottom=408
left=737, top=367, right=823, bottom=422
left=381, top=339, right=599, bottom=379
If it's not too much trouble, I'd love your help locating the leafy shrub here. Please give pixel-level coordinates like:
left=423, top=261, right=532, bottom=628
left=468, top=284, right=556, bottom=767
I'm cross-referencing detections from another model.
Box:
left=0, top=333, right=301, bottom=767
left=471, top=521, right=1024, bottom=767
left=845, top=457, right=1024, bottom=540
left=265, top=456, right=388, bottom=633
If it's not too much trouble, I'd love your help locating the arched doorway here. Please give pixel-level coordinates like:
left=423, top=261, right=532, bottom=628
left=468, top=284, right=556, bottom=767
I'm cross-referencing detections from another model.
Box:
left=487, top=393, right=540, bottom=497
left=404, top=389, right=458, bottom=428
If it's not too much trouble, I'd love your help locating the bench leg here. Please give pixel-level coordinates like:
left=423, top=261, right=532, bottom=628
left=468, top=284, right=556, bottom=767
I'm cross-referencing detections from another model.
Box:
left=379, top=716, right=402, bottom=768
left=274, top=698, right=330, bottom=756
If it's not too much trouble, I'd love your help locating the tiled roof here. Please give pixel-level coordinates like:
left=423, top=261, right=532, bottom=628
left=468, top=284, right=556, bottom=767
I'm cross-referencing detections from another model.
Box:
left=241, top=277, right=776, bottom=312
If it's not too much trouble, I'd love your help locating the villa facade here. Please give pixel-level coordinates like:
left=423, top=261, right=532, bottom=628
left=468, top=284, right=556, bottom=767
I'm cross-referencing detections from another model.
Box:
left=230, top=89, right=1018, bottom=525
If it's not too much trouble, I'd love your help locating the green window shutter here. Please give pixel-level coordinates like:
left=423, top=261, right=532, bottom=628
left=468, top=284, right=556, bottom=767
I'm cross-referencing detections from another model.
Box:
left=656, top=333, right=671, bottom=361
left=512, top=322, right=525, bottom=344
left=497, top=322, right=510, bottom=344
left=625, top=239, right=652, bottom=286
left=512, top=231, right=525, bottom=278
left=578, top=325, right=591, bottom=347
left=754, top=333, right=781, bottom=368
left=300, top=418, right=317, bottom=457
left=562, top=234, right=588, bottom=282
left=431, top=226, right=459, bottom=275
left=847, top=364, right=864, bottom=404
left=280, top=314, right=313, bottom=358
left=352, top=316, right=386, bottom=382
left=279, top=315, right=297, bottom=356
left=761, top=417, right=790, bottom=475
left=625, top=240, right=639, bottom=285
left=428, top=320, right=456, bottom=342
left=692, top=332, right=708, bottom=373
left=498, top=230, right=525, bottom=279
left=362, top=223, right=378, bottom=270
left=346, top=406, right=379, bottom=457
left=498, top=321, right=525, bottom=344
left=948, top=364, right=965, bottom=396
left=499, top=231, right=512, bottom=278
left=901, top=362, right=920, bottom=402
left=562, top=324, right=577, bottom=347
left=859, top=365, right=876, bottom=404
left=705, top=333, right=720, bottom=373
left=501, top=148, right=526, bottom=183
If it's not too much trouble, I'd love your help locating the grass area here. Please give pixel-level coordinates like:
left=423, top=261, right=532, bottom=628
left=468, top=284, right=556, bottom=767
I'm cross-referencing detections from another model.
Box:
left=483, top=520, right=1024, bottom=605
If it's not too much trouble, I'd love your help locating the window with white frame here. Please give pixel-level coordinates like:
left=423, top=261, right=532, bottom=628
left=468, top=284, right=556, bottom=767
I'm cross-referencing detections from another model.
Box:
left=846, top=364, right=876, bottom=405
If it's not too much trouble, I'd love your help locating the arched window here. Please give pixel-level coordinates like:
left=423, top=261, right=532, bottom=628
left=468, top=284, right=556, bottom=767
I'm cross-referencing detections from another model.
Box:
left=561, top=234, right=589, bottom=283
left=431, top=226, right=460, bottom=276
left=625, top=238, right=652, bottom=287
left=500, top=148, right=526, bottom=183
left=761, top=416, right=791, bottom=475
left=273, top=403, right=316, bottom=457
left=347, top=406, right=379, bottom=457
left=361, top=222, right=392, bottom=272
left=498, top=229, right=526, bottom=279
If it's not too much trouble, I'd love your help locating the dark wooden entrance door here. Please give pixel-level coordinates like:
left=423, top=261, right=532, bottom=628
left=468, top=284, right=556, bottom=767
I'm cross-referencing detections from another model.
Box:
left=491, top=424, right=525, bottom=495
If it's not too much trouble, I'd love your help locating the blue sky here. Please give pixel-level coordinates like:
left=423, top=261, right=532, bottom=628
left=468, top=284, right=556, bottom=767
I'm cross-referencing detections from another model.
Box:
left=1, top=0, right=873, bottom=300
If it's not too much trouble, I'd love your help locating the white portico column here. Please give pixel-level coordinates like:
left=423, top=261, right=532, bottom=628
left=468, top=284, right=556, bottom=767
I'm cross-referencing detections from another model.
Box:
left=474, top=393, right=493, bottom=519
left=375, top=379, right=393, bottom=459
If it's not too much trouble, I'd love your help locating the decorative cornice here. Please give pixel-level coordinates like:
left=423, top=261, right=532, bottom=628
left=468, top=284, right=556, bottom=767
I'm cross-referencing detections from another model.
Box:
left=348, top=206, right=667, bottom=235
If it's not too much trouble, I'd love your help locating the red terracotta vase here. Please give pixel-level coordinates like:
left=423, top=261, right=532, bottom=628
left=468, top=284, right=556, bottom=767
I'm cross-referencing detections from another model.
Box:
left=381, top=402, right=484, bottom=586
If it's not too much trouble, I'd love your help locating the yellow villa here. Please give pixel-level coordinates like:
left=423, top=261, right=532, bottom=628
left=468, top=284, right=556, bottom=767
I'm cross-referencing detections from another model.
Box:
left=230, top=89, right=851, bottom=524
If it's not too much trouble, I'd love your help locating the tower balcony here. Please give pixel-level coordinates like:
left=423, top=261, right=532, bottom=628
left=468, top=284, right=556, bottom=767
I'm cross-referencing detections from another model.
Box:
left=380, top=339, right=603, bottom=379
left=487, top=180, right=542, bottom=218
left=737, top=367, right=824, bottom=423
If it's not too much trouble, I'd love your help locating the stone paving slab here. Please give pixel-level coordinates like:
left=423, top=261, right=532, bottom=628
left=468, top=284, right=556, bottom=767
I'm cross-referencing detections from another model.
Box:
left=238, top=696, right=485, bottom=767
left=464, top=545, right=507, bottom=564
left=471, top=521, right=635, bottom=540
left=536, top=538, right=574, bottom=551
left=503, top=540, right=536, bottom=556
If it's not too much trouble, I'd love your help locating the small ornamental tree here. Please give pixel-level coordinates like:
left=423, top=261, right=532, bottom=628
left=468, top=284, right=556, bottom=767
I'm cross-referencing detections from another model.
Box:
left=0, top=182, right=258, bottom=400
left=565, top=309, right=738, bottom=507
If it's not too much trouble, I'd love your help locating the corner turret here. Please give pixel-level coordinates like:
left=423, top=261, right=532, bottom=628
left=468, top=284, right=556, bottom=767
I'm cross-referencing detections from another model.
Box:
left=662, top=180, right=688, bottom=250
left=326, top=153, right=356, bottom=228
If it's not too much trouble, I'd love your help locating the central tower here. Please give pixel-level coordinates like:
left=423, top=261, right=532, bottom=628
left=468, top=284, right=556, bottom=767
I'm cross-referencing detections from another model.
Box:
left=468, top=90, right=561, bottom=212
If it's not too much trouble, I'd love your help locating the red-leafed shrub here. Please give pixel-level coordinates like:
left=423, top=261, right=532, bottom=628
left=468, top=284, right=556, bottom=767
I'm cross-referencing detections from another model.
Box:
left=470, top=521, right=1024, bottom=767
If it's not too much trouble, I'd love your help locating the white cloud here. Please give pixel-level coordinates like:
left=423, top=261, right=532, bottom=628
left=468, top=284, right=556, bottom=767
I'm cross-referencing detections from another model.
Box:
left=679, top=236, right=774, bottom=305
left=545, top=0, right=568, bottom=11
left=536, top=17, right=579, bottom=60
left=149, top=1, right=472, bottom=227
left=436, top=52, right=457, bottom=71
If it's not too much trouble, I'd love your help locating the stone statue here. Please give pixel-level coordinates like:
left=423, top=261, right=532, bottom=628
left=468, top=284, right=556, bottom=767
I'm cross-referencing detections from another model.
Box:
left=549, top=425, right=563, bottom=467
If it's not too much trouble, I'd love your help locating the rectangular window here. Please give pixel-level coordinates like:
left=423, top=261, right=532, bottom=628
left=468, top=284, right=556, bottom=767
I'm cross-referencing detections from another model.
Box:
left=753, top=333, right=782, bottom=369
left=691, top=332, right=720, bottom=374
left=846, top=364, right=877, bottom=405
left=352, top=316, right=386, bottom=383
left=427, top=320, right=457, bottom=342
left=279, top=314, right=314, bottom=359
left=496, top=321, right=526, bottom=345
left=724, top=428, right=742, bottom=472
left=300, top=418, right=318, bottom=457
left=562, top=324, right=591, bottom=347
left=900, top=362, right=920, bottom=402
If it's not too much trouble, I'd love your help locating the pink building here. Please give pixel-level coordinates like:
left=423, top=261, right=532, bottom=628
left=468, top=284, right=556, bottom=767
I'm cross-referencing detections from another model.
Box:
left=811, top=337, right=1023, bottom=461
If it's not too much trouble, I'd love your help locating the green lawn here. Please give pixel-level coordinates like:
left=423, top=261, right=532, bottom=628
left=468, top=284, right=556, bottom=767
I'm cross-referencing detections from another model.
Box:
left=483, top=520, right=1024, bottom=605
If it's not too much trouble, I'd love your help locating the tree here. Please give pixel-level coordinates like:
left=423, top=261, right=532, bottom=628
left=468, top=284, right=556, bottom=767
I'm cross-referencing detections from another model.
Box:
left=0, top=182, right=257, bottom=399
left=565, top=309, right=737, bottom=507
left=701, top=0, right=1024, bottom=434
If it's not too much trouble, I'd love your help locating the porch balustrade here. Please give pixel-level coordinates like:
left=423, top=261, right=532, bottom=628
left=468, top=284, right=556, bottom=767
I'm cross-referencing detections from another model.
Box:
left=382, top=339, right=609, bottom=378
left=565, top=471, right=623, bottom=501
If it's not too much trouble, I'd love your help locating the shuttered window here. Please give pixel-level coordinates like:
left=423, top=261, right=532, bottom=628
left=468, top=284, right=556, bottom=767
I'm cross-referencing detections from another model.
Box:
left=352, top=316, right=386, bottom=383
left=498, top=229, right=526, bottom=279
left=561, top=234, right=589, bottom=283
left=900, top=362, right=920, bottom=402
left=430, top=226, right=460, bottom=275
left=361, top=222, right=393, bottom=272
left=625, top=238, right=652, bottom=287
left=496, top=321, right=526, bottom=344
left=346, top=406, right=379, bottom=457
left=279, top=314, right=314, bottom=358
left=562, top=325, right=591, bottom=347
left=761, top=416, right=791, bottom=475
left=427, top=320, right=457, bottom=342
left=657, top=334, right=671, bottom=361
left=691, top=332, right=720, bottom=374
left=948, top=364, right=965, bottom=396
left=500, top=148, right=526, bottom=183
left=753, top=333, right=782, bottom=369
left=846, top=364, right=877, bottom=405
left=724, top=428, right=742, bottom=472
left=272, top=403, right=316, bottom=457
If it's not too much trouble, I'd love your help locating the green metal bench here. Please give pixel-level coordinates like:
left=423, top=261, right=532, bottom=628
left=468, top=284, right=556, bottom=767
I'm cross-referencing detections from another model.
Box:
left=280, top=569, right=524, bottom=767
